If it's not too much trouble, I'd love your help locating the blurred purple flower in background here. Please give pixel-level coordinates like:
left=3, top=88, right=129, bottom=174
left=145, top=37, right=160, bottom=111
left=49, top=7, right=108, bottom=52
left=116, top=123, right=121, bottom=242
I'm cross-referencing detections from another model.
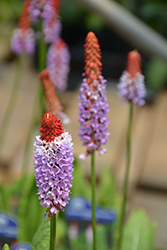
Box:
left=47, top=39, right=70, bottom=91
left=117, top=50, right=147, bottom=106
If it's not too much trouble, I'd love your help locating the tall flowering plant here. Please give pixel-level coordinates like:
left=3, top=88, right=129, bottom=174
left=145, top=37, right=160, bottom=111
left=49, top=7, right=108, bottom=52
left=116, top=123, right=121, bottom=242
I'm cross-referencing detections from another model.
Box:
left=78, top=32, right=110, bottom=160
left=11, top=0, right=35, bottom=55
left=34, top=112, right=74, bottom=249
left=118, top=50, right=146, bottom=106
left=78, top=31, right=109, bottom=250
left=117, top=50, right=147, bottom=250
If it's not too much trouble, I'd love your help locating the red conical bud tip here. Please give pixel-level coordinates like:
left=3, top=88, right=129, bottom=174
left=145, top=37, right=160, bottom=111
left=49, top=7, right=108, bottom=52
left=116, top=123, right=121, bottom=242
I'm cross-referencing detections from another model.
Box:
left=55, top=39, right=66, bottom=49
left=38, top=69, right=62, bottom=115
left=84, top=31, right=102, bottom=83
left=40, top=113, right=64, bottom=142
left=52, top=0, right=60, bottom=12
left=18, top=0, right=31, bottom=30
left=39, top=69, right=50, bottom=81
left=126, top=50, right=141, bottom=77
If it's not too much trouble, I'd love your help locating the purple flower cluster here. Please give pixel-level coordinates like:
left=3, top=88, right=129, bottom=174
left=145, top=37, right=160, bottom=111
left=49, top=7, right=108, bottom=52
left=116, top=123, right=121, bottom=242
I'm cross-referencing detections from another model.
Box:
left=43, top=15, right=62, bottom=44
left=118, top=71, right=146, bottom=106
left=47, top=39, right=70, bottom=91
left=10, top=28, right=35, bottom=55
left=34, top=130, right=74, bottom=217
left=28, top=0, right=48, bottom=23
left=78, top=75, right=110, bottom=160
left=29, top=0, right=61, bottom=44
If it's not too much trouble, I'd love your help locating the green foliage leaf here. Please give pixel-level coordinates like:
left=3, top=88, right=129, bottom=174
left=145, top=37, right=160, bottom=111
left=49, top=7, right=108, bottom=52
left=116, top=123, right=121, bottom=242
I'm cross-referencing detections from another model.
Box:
left=85, top=13, right=104, bottom=31
left=121, top=210, right=157, bottom=250
left=31, top=218, right=50, bottom=250
left=70, top=159, right=91, bottom=199
left=97, top=167, right=118, bottom=208
left=145, top=58, right=167, bottom=91
left=2, top=244, right=10, bottom=250
left=18, top=174, right=45, bottom=242
left=0, top=184, right=10, bottom=211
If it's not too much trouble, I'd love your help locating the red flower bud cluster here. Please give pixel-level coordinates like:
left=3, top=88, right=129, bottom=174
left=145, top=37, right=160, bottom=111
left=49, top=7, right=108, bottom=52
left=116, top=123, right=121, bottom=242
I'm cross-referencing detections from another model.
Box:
left=40, top=112, right=63, bottom=142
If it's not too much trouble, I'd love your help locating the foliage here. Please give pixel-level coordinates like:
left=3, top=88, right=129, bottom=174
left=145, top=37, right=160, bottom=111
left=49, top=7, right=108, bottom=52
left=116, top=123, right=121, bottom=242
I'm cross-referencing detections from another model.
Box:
left=145, top=58, right=167, bottom=91
left=0, top=0, right=22, bottom=22
left=0, top=174, right=45, bottom=243
left=139, top=3, right=167, bottom=37
left=31, top=217, right=50, bottom=250
left=31, top=214, right=67, bottom=250
left=70, top=159, right=91, bottom=199
left=121, top=210, right=156, bottom=250
left=17, top=174, right=45, bottom=242
left=2, top=244, right=10, bottom=250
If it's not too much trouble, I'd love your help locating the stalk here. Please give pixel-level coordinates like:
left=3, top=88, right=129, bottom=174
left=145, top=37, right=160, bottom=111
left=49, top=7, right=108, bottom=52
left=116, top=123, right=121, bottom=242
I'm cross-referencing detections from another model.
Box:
left=50, top=214, right=57, bottom=250
left=91, top=150, right=96, bottom=250
left=117, top=102, right=133, bottom=250
left=0, top=56, right=23, bottom=162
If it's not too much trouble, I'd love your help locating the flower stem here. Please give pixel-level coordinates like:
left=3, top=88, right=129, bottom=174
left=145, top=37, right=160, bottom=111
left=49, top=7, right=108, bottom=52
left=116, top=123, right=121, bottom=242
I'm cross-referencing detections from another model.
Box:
left=0, top=55, right=23, bottom=162
left=38, top=18, right=47, bottom=118
left=117, top=102, right=133, bottom=250
left=91, top=150, right=96, bottom=250
left=50, top=214, right=57, bottom=250
left=38, top=18, right=47, bottom=72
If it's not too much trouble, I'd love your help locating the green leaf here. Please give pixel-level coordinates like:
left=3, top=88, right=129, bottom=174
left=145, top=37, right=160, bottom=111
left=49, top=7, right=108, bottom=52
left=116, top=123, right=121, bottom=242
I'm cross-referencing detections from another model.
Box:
left=70, top=160, right=91, bottom=199
left=31, top=218, right=50, bottom=250
left=121, top=210, right=157, bottom=250
left=2, top=244, right=10, bottom=250
left=145, top=58, right=167, bottom=91
left=18, top=174, right=45, bottom=242
left=85, top=13, right=104, bottom=31
left=97, top=167, right=118, bottom=208
left=0, top=184, right=10, bottom=211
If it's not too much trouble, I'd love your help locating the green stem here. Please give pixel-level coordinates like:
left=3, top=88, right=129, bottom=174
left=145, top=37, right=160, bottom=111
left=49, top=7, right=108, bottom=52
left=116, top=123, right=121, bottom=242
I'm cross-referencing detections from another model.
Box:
left=38, top=18, right=47, bottom=72
left=50, top=214, right=57, bottom=250
left=91, top=150, right=96, bottom=250
left=38, top=18, right=47, bottom=118
left=0, top=56, right=23, bottom=162
left=117, top=102, right=133, bottom=250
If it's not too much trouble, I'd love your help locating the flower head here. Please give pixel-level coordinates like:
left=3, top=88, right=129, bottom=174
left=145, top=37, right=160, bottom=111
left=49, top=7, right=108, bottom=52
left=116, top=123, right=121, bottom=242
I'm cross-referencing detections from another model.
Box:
left=29, top=0, right=60, bottom=23
left=10, top=0, right=35, bottom=55
left=34, top=112, right=74, bottom=217
left=39, top=69, right=70, bottom=124
left=117, top=50, right=147, bottom=106
left=43, top=14, right=62, bottom=44
left=47, top=39, right=70, bottom=91
left=78, top=32, right=110, bottom=159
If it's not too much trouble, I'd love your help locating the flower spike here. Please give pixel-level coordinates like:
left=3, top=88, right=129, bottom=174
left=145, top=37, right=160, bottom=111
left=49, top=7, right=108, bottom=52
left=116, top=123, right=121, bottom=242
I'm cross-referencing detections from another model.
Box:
left=47, top=39, right=70, bottom=91
left=78, top=31, right=110, bottom=159
left=117, top=50, right=147, bottom=106
left=34, top=112, right=74, bottom=217
left=39, top=69, right=70, bottom=124
left=10, top=0, right=35, bottom=55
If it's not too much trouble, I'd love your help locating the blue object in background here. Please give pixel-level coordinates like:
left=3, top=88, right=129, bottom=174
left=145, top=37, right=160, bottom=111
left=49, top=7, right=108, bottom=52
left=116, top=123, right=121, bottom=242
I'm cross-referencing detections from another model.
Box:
left=0, top=213, right=18, bottom=239
left=0, top=212, right=18, bottom=249
left=10, top=242, right=32, bottom=250
left=65, top=196, right=116, bottom=224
